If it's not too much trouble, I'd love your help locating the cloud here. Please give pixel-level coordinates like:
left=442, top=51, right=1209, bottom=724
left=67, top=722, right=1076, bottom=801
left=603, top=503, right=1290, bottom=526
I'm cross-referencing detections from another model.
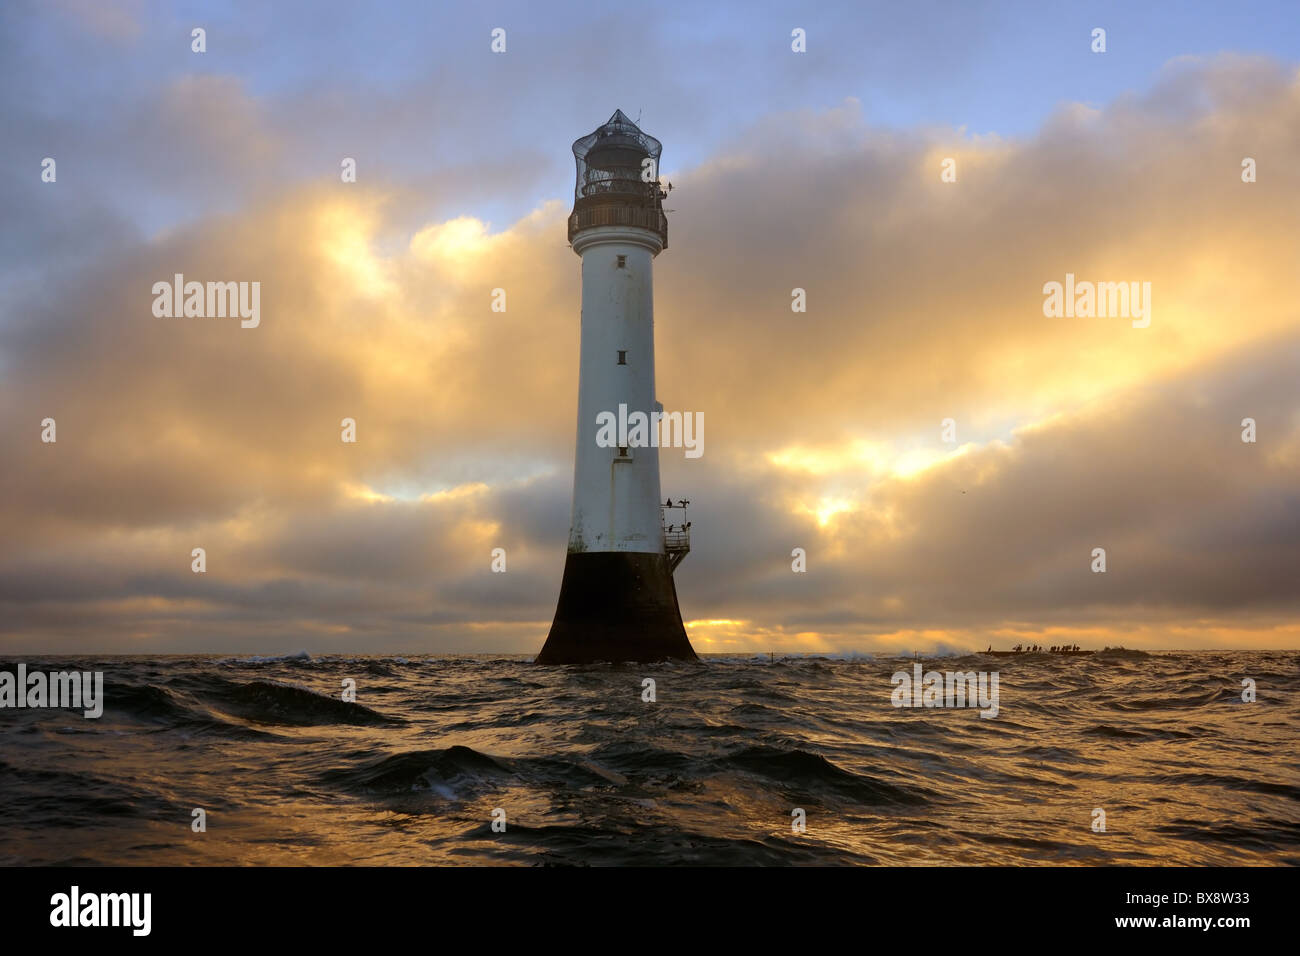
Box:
left=1, top=53, right=1298, bottom=652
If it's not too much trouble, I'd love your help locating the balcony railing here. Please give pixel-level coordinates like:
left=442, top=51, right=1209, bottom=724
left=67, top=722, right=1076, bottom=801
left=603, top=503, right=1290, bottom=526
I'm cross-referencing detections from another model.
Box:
left=663, top=526, right=690, bottom=573
left=567, top=203, right=668, bottom=247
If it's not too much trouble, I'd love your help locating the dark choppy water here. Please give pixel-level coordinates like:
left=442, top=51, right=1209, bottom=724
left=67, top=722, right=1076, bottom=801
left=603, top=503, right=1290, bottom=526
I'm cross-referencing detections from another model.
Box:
left=1, top=650, right=1296, bottom=865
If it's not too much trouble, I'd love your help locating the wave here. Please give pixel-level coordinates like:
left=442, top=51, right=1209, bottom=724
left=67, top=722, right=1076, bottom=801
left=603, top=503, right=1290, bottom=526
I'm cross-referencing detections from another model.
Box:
left=1111, top=690, right=1224, bottom=711
left=198, top=678, right=403, bottom=727
left=1084, top=723, right=1196, bottom=740
left=218, top=650, right=312, bottom=664
left=717, top=745, right=932, bottom=806
left=320, top=744, right=513, bottom=799
left=100, top=675, right=401, bottom=732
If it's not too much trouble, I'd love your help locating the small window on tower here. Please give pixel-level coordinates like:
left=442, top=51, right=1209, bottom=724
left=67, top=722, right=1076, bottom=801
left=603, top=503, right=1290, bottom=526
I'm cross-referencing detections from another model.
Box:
left=617, top=446, right=630, bottom=458
left=617, top=350, right=627, bottom=365
left=616, top=255, right=627, bottom=268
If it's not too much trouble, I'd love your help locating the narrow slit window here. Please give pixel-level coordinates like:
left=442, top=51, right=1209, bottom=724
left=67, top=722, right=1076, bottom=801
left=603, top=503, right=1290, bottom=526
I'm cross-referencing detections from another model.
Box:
left=616, top=254, right=627, bottom=268
left=617, top=446, right=629, bottom=458
left=617, top=350, right=627, bottom=365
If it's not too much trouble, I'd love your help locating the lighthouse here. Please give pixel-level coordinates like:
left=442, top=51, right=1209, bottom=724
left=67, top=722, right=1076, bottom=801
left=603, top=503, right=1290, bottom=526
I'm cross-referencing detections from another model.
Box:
left=537, top=110, right=698, bottom=665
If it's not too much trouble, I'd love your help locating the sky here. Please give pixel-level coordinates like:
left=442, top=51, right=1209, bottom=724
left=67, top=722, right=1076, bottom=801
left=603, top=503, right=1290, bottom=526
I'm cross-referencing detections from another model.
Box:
left=2, top=0, right=1298, bottom=654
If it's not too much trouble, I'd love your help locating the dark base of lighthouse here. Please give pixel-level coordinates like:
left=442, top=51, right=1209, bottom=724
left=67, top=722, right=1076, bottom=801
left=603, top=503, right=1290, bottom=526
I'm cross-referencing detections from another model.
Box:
left=537, top=552, right=698, bottom=664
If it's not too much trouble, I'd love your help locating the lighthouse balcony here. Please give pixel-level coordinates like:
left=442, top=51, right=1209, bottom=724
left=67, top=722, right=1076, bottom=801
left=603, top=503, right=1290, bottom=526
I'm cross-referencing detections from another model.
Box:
left=663, top=525, right=690, bottom=573
left=567, top=203, right=668, bottom=247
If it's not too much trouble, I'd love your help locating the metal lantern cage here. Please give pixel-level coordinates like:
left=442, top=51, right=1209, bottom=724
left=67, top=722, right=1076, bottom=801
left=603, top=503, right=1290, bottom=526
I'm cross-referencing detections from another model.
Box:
left=568, top=110, right=668, bottom=246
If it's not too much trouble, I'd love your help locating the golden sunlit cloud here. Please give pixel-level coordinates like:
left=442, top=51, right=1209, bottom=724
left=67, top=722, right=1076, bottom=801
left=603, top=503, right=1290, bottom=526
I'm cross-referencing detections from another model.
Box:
left=767, top=439, right=970, bottom=482
left=410, top=215, right=499, bottom=270
left=342, top=482, right=396, bottom=504
left=316, top=201, right=397, bottom=298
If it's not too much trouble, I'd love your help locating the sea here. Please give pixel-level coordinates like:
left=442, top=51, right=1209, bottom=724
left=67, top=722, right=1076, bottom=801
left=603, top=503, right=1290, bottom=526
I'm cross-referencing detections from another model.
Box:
left=1, top=650, right=1296, bottom=866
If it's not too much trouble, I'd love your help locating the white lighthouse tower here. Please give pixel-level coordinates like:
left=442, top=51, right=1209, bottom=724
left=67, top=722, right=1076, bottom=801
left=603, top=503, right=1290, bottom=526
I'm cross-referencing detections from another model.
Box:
left=537, top=110, right=697, bottom=664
